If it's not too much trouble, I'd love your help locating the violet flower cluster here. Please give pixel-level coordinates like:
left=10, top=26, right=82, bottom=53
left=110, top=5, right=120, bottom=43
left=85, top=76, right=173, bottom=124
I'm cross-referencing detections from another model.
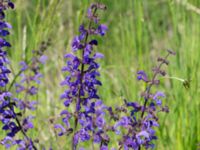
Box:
left=110, top=50, right=176, bottom=150
left=55, top=3, right=114, bottom=150
left=0, top=0, right=27, bottom=149
left=14, top=48, right=48, bottom=112
left=1, top=48, right=47, bottom=149
left=10, top=48, right=47, bottom=149
left=0, top=1, right=47, bottom=149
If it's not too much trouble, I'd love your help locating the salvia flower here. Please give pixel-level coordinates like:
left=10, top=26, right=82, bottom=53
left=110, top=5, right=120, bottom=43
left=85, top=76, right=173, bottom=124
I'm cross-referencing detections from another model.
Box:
left=56, top=3, right=114, bottom=150
left=0, top=1, right=47, bottom=148
left=9, top=47, right=48, bottom=149
left=112, top=50, right=176, bottom=149
left=14, top=49, right=47, bottom=111
left=137, top=70, right=148, bottom=82
left=0, top=1, right=37, bottom=149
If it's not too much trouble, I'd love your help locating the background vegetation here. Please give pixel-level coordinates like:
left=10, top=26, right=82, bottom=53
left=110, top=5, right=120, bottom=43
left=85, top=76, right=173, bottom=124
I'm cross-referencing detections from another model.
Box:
left=2, top=0, right=200, bottom=149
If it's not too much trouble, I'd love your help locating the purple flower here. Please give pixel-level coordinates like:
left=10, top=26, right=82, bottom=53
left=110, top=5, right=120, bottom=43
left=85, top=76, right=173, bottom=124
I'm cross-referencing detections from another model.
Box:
left=100, top=145, right=108, bottom=150
left=73, top=132, right=79, bottom=148
left=153, top=91, right=165, bottom=106
left=79, top=129, right=90, bottom=142
left=19, top=61, right=28, bottom=71
left=13, top=98, right=37, bottom=110
left=0, top=2, right=32, bottom=149
left=93, top=52, right=104, bottom=59
left=8, top=2, right=15, bottom=9
left=54, top=124, right=66, bottom=136
left=97, top=24, right=108, bottom=36
left=72, top=36, right=84, bottom=52
left=57, top=4, right=112, bottom=149
left=39, top=55, right=48, bottom=64
left=28, top=86, right=38, bottom=95
left=137, top=70, right=148, bottom=82
left=0, top=4, right=46, bottom=147
left=1, top=136, right=16, bottom=148
left=115, top=116, right=130, bottom=127
left=0, top=92, right=12, bottom=101
left=22, top=116, right=34, bottom=132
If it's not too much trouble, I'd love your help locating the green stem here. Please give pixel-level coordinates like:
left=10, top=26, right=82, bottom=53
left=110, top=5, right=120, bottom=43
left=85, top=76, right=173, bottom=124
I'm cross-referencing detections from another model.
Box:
left=8, top=59, right=32, bottom=91
left=162, top=76, right=185, bottom=82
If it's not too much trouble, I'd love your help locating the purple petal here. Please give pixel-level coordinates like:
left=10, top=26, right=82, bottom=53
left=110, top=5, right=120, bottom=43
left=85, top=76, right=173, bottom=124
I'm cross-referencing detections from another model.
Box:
left=54, top=124, right=66, bottom=136
left=39, top=55, right=48, bottom=64
left=94, top=53, right=104, bottom=59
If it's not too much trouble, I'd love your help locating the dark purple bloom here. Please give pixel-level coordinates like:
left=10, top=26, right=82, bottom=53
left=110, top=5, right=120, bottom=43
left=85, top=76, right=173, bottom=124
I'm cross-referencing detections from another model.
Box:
left=79, top=129, right=90, bottom=142
left=72, top=36, right=84, bottom=52
left=89, top=39, right=98, bottom=45
left=0, top=29, right=9, bottom=36
left=22, top=116, right=34, bottom=132
left=79, top=24, right=87, bottom=34
left=8, top=2, right=15, bottom=9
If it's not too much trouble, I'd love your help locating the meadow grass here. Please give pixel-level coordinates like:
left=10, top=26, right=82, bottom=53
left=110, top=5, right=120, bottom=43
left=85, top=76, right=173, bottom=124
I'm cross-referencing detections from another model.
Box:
left=2, top=0, right=200, bottom=149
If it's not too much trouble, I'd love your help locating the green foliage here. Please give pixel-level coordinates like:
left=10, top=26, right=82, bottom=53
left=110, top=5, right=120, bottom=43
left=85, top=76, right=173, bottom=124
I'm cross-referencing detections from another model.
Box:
left=3, top=0, right=200, bottom=149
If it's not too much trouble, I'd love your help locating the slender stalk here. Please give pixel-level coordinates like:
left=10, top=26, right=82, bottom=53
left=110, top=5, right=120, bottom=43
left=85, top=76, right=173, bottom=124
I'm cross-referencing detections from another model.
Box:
left=162, top=76, right=185, bottom=82
left=140, top=53, right=170, bottom=118
left=8, top=59, right=32, bottom=91
left=8, top=70, right=23, bottom=91
left=92, top=132, right=95, bottom=150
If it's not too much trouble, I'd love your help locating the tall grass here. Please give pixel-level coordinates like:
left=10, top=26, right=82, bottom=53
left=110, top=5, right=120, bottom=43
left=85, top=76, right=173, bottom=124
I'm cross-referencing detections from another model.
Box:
left=3, top=0, right=200, bottom=149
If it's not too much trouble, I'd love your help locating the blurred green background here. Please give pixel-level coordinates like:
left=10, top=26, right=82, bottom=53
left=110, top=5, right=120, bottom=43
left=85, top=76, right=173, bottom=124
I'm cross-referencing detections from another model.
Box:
left=2, top=0, right=200, bottom=149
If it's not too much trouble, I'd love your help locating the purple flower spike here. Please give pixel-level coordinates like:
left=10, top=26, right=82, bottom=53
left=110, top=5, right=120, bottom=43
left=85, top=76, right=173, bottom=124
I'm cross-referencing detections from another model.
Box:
left=0, top=1, right=39, bottom=149
left=56, top=3, right=115, bottom=149
left=113, top=51, right=175, bottom=149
